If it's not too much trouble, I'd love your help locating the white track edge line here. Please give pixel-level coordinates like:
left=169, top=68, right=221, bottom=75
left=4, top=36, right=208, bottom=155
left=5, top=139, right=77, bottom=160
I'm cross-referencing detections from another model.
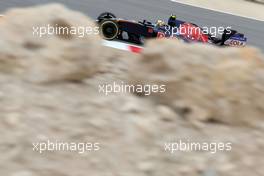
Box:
left=170, top=0, right=264, bottom=22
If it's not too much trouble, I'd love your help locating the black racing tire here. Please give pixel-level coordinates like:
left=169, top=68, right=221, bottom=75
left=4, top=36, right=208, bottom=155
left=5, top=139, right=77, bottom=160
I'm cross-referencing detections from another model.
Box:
left=100, top=20, right=119, bottom=40
left=97, top=12, right=116, bottom=21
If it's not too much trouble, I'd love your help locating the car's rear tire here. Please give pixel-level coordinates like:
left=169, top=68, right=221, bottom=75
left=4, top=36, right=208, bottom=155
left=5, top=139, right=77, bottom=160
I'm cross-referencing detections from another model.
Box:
left=100, top=20, right=119, bottom=40
left=97, top=12, right=116, bottom=21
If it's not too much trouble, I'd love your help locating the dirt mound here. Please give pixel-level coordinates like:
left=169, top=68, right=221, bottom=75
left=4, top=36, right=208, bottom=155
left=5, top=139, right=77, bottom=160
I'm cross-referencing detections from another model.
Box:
left=0, top=4, right=263, bottom=176
left=130, top=39, right=264, bottom=127
left=0, top=4, right=103, bottom=83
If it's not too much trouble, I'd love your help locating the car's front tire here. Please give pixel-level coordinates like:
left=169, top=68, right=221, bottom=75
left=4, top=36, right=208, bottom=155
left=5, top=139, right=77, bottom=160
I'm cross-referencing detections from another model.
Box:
left=99, top=20, right=119, bottom=40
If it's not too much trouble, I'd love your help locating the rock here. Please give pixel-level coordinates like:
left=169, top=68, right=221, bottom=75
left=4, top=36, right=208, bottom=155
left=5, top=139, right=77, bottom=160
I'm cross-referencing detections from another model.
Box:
left=0, top=4, right=103, bottom=83
left=157, top=105, right=178, bottom=122
left=4, top=113, right=21, bottom=127
left=130, top=39, right=264, bottom=127
left=0, top=4, right=264, bottom=176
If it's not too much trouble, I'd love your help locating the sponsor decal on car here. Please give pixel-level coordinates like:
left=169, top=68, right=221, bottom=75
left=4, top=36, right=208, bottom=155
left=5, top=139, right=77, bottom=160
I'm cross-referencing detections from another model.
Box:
left=225, top=36, right=247, bottom=46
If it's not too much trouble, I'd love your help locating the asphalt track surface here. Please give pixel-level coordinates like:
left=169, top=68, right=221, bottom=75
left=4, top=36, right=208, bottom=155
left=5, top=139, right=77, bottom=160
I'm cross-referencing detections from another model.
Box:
left=0, top=0, right=264, bottom=51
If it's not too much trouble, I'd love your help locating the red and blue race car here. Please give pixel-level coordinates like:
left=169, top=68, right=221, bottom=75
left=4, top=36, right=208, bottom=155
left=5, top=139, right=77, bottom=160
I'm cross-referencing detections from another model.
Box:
left=97, top=12, right=247, bottom=47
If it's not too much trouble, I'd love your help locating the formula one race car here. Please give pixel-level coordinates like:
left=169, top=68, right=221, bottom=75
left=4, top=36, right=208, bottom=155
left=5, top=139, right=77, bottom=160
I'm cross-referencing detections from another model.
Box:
left=97, top=12, right=247, bottom=47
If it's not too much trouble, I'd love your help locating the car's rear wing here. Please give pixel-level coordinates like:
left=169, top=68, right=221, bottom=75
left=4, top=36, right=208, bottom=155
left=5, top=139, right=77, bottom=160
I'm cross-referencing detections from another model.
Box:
left=221, top=29, right=247, bottom=46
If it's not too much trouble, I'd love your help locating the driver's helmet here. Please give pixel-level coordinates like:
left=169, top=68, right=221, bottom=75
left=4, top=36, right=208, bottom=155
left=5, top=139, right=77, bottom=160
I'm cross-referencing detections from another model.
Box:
left=170, top=15, right=177, bottom=20
left=156, top=20, right=165, bottom=27
left=168, top=14, right=177, bottom=27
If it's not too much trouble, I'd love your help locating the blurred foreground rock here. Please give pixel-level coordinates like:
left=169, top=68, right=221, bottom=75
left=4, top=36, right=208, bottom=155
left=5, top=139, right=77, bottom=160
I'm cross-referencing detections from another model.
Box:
left=0, top=4, right=103, bottom=83
left=130, top=39, right=264, bottom=127
left=0, top=4, right=263, bottom=176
